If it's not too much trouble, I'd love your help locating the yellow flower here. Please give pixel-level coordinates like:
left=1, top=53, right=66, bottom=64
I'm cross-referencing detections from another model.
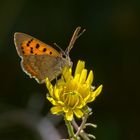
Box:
left=46, top=60, right=103, bottom=121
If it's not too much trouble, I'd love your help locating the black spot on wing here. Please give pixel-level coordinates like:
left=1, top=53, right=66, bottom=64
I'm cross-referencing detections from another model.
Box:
left=27, top=38, right=33, bottom=47
left=30, top=50, right=33, bottom=54
left=30, top=47, right=34, bottom=54
left=36, top=43, right=40, bottom=49
left=43, top=48, right=47, bottom=52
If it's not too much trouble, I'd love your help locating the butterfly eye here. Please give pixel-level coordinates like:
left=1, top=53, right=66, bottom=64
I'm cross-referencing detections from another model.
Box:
left=62, top=54, right=66, bottom=58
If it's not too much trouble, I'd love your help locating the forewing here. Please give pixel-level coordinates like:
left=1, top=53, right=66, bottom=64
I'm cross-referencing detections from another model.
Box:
left=14, top=32, right=60, bottom=57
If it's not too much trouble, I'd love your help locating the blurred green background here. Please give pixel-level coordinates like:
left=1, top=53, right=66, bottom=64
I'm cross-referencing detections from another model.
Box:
left=0, top=0, right=139, bottom=140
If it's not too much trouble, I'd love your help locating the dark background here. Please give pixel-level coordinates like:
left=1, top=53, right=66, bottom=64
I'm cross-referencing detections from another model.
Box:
left=0, top=0, right=140, bottom=140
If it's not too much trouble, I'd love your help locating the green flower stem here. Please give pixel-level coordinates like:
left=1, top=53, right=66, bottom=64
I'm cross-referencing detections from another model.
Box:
left=64, top=118, right=78, bottom=140
left=75, top=113, right=89, bottom=137
left=88, top=134, right=96, bottom=139
left=72, top=119, right=90, bottom=140
left=85, top=123, right=97, bottom=128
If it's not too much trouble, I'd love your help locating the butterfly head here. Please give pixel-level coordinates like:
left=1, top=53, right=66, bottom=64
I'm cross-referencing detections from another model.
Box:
left=60, top=51, right=73, bottom=68
left=61, top=53, right=72, bottom=68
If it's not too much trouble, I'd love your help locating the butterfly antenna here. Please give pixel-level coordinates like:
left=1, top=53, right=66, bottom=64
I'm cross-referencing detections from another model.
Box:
left=53, top=43, right=66, bottom=55
left=66, top=26, right=86, bottom=54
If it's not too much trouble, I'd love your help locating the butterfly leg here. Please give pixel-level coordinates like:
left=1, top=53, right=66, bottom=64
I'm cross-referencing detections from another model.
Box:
left=55, top=74, right=58, bottom=82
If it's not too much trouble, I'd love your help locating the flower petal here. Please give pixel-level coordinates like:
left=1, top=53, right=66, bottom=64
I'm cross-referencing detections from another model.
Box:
left=54, top=85, right=60, bottom=100
left=75, top=60, right=85, bottom=76
left=92, top=85, right=103, bottom=97
left=86, top=70, right=94, bottom=86
left=57, top=101, right=64, bottom=106
left=65, top=109, right=73, bottom=121
left=83, top=91, right=91, bottom=103
left=79, top=69, right=87, bottom=84
left=63, top=106, right=69, bottom=112
left=87, top=85, right=103, bottom=103
left=47, top=96, right=57, bottom=105
left=86, top=96, right=95, bottom=103
left=73, top=73, right=80, bottom=82
left=78, top=84, right=90, bottom=99
left=46, top=78, right=53, bottom=97
left=51, top=106, right=63, bottom=114
left=74, top=109, right=83, bottom=118
left=76, top=96, right=86, bottom=109
left=67, top=92, right=79, bottom=108
left=63, top=67, right=72, bottom=81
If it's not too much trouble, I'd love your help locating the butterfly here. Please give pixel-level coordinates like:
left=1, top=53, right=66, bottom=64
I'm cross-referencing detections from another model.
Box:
left=14, top=27, right=85, bottom=84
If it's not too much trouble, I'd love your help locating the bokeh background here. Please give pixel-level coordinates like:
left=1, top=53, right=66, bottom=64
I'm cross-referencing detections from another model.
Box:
left=0, top=0, right=139, bottom=140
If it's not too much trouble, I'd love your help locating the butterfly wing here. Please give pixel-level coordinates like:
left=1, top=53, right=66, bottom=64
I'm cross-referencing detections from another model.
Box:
left=14, top=32, right=60, bottom=57
left=14, top=32, right=63, bottom=83
left=22, top=55, right=63, bottom=83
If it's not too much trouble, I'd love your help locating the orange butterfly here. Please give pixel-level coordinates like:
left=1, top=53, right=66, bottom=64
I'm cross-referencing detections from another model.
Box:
left=14, top=27, right=85, bottom=84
